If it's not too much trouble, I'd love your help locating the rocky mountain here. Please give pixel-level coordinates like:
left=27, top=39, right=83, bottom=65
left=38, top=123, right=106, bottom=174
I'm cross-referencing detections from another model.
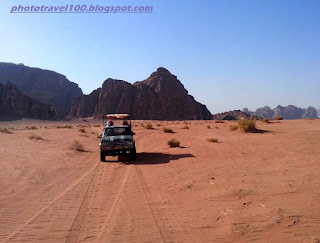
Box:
left=0, top=82, right=60, bottom=120
left=243, top=105, right=318, bottom=119
left=69, top=68, right=212, bottom=120
left=318, top=109, right=320, bottom=117
left=0, top=63, right=83, bottom=115
left=212, top=110, right=258, bottom=120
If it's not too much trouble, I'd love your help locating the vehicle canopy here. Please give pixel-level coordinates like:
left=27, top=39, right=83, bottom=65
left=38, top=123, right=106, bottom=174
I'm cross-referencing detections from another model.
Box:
left=103, top=114, right=131, bottom=127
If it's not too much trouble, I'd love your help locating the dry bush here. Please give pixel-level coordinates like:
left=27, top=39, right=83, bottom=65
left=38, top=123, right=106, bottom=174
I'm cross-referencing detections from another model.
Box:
left=207, top=125, right=211, bottom=129
left=275, top=116, right=283, bottom=120
left=167, top=138, right=180, bottom=148
left=230, top=125, right=239, bottom=131
left=93, top=124, right=101, bottom=127
left=183, top=126, right=189, bottom=129
left=28, top=134, right=43, bottom=140
left=262, top=118, right=270, bottom=123
left=25, top=126, right=38, bottom=130
left=238, top=119, right=257, bottom=132
left=163, top=127, right=174, bottom=133
left=249, top=116, right=256, bottom=121
left=183, top=121, right=188, bottom=125
left=144, top=123, right=153, bottom=129
left=207, top=138, right=218, bottom=143
left=78, top=128, right=86, bottom=133
left=0, top=128, right=13, bottom=134
left=215, top=120, right=224, bottom=123
left=57, top=125, right=73, bottom=129
left=70, top=140, right=85, bottom=152
left=156, top=124, right=161, bottom=126
left=215, top=126, right=219, bottom=129
left=306, top=118, right=314, bottom=120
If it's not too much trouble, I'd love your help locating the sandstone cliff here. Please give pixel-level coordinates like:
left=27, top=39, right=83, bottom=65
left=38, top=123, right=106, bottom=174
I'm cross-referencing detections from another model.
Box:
left=69, top=68, right=212, bottom=120
left=212, top=110, right=259, bottom=120
left=0, top=63, right=83, bottom=115
left=243, top=105, right=318, bottom=119
left=0, top=82, right=60, bottom=120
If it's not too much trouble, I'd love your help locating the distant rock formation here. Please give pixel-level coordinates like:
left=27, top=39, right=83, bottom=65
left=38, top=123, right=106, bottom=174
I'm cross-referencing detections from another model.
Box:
left=0, top=82, right=60, bottom=120
left=69, top=67, right=212, bottom=120
left=317, top=109, right=320, bottom=118
left=243, top=105, right=318, bottom=119
left=0, top=63, right=83, bottom=115
left=255, top=106, right=274, bottom=119
left=302, top=107, right=318, bottom=119
left=212, top=110, right=257, bottom=120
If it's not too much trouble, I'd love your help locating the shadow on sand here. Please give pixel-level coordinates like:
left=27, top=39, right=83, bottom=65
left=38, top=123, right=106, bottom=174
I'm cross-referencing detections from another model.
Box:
left=104, top=152, right=195, bottom=165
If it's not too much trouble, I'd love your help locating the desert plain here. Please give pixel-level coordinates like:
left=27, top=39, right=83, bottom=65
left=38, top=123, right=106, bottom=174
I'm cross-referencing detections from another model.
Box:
left=0, top=119, right=320, bottom=242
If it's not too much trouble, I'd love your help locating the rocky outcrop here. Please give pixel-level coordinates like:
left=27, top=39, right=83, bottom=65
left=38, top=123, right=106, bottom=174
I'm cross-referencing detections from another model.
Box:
left=243, top=105, right=319, bottom=119
left=0, top=82, right=60, bottom=120
left=302, top=107, right=318, bottom=119
left=255, top=106, right=274, bottom=119
left=212, top=110, right=258, bottom=120
left=0, top=63, right=83, bottom=115
left=69, top=88, right=101, bottom=118
left=69, top=68, right=212, bottom=120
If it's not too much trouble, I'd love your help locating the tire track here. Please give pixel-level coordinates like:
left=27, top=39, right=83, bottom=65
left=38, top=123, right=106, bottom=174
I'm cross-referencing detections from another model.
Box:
left=66, top=161, right=106, bottom=243
left=135, top=165, right=167, bottom=243
left=97, top=164, right=133, bottom=240
left=4, top=156, right=100, bottom=242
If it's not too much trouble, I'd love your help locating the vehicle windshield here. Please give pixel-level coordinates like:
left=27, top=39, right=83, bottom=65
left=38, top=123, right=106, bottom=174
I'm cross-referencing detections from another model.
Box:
left=103, top=127, right=132, bottom=136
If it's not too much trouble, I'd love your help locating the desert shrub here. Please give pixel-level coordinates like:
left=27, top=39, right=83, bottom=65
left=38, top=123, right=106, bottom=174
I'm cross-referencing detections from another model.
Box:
left=25, top=126, right=38, bottom=130
left=305, top=118, right=314, bottom=120
left=156, top=123, right=161, bottom=126
left=249, top=116, right=256, bottom=121
left=0, top=128, right=13, bottom=134
left=207, top=125, right=211, bottom=129
left=70, top=140, right=85, bottom=152
left=238, top=119, right=257, bottom=132
left=215, top=120, right=224, bottom=123
left=167, top=138, right=180, bottom=147
left=207, top=138, right=218, bottom=143
left=56, top=125, right=73, bottom=129
left=230, top=125, right=239, bottom=131
left=183, top=126, right=189, bottom=129
left=183, top=121, right=188, bottom=125
left=28, top=134, right=43, bottom=140
left=78, top=128, right=86, bottom=133
left=262, top=118, right=270, bottom=123
left=163, top=127, right=174, bottom=133
left=215, top=126, right=219, bottom=129
left=93, top=124, right=101, bottom=127
left=144, top=123, right=153, bottom=129
left=275, top=116, right=283, bottom=120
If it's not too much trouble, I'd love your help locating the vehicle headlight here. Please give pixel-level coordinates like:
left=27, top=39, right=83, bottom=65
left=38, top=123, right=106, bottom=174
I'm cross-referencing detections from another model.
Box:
left=100, top=142, right=108, bottom=146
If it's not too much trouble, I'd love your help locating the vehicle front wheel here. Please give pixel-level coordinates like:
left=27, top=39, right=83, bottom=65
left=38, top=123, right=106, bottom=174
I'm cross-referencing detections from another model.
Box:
left=130, top=148, right=136, bottom=161
left=100, top=151, right=106, bottom=162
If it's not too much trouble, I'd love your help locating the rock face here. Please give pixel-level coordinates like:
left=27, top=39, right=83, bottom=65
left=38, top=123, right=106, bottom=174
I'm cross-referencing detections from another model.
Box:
left=212, top=110, right=256, bottom=120
left=69, top=88, right=101, bottom=118
left=302, top=107, right=318, bottom=119
left=69, top=68, right=212, bottom=120
left=0, top=63, right=83, bottom=115
left=255, top=106, right=274, bottom=119
left=244, top=105, right=319, bottom=119
left=0, top=82, right=60, bottom=120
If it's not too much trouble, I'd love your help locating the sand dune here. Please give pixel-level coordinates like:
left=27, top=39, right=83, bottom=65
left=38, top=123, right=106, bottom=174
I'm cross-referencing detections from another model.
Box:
left=0, top=119, right=320, bottom=242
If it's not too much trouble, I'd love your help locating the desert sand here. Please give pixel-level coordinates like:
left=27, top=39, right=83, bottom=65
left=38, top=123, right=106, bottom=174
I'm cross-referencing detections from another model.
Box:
left=0, top=119, right=320, bottom=242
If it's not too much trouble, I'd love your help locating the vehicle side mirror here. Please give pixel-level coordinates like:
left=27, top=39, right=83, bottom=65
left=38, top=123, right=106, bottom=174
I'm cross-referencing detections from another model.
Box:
left=99, top=133, right=103, bottom=138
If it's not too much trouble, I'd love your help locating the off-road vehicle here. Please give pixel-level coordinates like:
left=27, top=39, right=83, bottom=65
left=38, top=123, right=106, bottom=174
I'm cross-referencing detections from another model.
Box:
left=99, top=114, right=136, bottom=162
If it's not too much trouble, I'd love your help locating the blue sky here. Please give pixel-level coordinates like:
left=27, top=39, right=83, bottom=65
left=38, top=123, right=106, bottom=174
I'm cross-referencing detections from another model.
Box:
left=0, top=0, right=319, bottom=113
